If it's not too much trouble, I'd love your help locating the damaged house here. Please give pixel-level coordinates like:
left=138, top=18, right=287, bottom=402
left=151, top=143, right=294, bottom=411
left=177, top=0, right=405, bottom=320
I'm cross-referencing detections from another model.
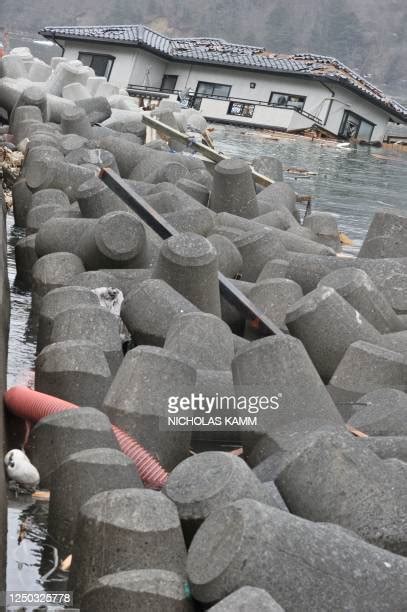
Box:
left=40, top=24, right=407, bottom=142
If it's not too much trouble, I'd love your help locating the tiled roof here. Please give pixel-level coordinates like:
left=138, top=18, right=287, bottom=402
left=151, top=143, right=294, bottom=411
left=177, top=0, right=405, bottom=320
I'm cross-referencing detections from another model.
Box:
left=40, top=24, right=407, bottom=122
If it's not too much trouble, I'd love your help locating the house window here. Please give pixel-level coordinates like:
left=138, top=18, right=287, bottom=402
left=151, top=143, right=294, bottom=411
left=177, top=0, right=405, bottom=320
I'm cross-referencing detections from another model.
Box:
left=78, top=52, right=115, bottom=79
left=227, top=101, right=255, bottom=118
left=339, top=110, right=375, bottom=141
left=269, top=91, right=306, bottom=111
left=195, top=81, right=232, bottom=98
left=160, top=75, right=178, bottom=92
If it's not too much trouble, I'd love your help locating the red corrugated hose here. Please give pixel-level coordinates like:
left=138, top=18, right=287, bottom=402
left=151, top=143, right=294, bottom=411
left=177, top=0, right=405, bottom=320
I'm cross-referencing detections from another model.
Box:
left=4, top=386, right=169, bottom=489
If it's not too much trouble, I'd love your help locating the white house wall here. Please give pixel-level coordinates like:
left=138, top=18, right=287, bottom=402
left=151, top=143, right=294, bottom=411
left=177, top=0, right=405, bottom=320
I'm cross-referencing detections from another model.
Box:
left=60, top=40, right=392, bottom=139
left=324, top=83, right=390, bottom=141
left=62, top=40, right=136, bottom=89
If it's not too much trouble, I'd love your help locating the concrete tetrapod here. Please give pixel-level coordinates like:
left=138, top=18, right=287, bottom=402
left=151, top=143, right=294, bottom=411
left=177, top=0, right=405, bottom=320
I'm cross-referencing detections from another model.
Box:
left=27, top=407, right=118, bottom=488
left=80, top=570, right=194, bottom=612
left=31, top=252, right=86, bottom=315
left=164, top=451, right=279, bottom=545
left=286, top=285, right=380, bottom=382
left=36, top=285, right=100, bottom=353
left=187, top=498, right=407, bottom=610
left=164, top=312, right=235, bottom=370
left=35, top=340, right=112, bottom=407
left=102, top=345, right=195, bottom=470
left=275, top=430, right=407, bottom=555
left=121, top=279, right=198, bottom=347
left=209, top=159, right=259, bottom=219
left=153, top=232, right=221, bottom=316
left=318, top=267, right=403, bottom=333
left=50, top=305, right=123, bottom=375
left=209, top=587, right=284, bottom=611
left=48, top=448, right=142, bottom=555
left=231, top=334, right=344, bottom=456
left=68, top=488, right=187, bottom=606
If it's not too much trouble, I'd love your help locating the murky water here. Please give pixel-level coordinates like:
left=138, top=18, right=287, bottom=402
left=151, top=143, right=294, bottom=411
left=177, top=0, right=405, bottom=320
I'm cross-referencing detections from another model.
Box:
left=6, top=213, right=70, bottom=606
left=214, top=125, right=407, bottom=252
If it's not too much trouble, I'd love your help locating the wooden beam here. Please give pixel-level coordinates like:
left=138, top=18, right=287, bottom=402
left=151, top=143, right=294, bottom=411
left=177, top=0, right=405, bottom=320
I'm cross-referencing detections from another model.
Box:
left=142, top=114, right=313, bottom=205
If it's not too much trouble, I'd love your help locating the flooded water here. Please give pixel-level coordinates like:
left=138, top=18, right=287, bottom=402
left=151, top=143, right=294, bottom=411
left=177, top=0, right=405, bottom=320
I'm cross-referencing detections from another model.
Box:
left=214, top=125, right=407, bottom=253
left=6, top=213, right=70, bottom=607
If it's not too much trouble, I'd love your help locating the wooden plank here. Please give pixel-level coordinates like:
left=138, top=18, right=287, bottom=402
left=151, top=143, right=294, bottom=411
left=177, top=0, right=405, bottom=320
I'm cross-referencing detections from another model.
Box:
left=142, top=114, right=274, bottom=187
left=142, top=113, right=313, bottom=204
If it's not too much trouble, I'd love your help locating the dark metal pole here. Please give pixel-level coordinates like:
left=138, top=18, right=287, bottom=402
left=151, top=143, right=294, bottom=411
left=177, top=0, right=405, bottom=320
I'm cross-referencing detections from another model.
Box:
left=100, top=167, right=281, bottom=336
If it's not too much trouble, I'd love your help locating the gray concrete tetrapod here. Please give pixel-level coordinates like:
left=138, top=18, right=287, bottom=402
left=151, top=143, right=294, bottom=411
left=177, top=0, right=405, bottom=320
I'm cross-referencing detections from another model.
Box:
left=176, top=177, right=210, bottom=206
left=209, top=158, right=259, bottom=219
left=247, top=278, right=303, bottom=329
left=50, top=305, right=122, bottom=375
left=207, top=234, right=243, bottom=278
left=329, top=341, right=407, bottom=397
left=25, top=158, right=95, bottom=202
left=286, top=285, right=380, bottom=382
left=153, top=232, right=221, bottom=316
left=318, top=267, right=403, bottom=333
left=231, top=334, right=344, bottom=454
left=80, top=570, right=194, bottom=612
left=187, top=498, right=407, bottom=609
left=31, top=252, right=86, bottom=315
left=76, top=96, right=112, bottom=125
left=209, top=587, right=284, bottom=611
left=257, top=259, right=289, bottom=281
left=76, top=176, right=128, bottom=218
left=48, top=448, right=142, bottom=555
left=164, top=451, right=278, bottom=545
left=27, top=407, right=118, bottom=489
left=35, top=218, right=92, bottom=257
left=26, top=203, right=72, bottom=235
left=68, top=489, right=187, bottom=606
left=234, top=229, right=285, bottom=282
left=12, top=178, right=32, bottom=227
left=36, top=285, right=100, bottom=353
left=256, top=182, right=298, bottom=218
left=284, top=252, right=407, bottom=313
left=359, top=207, right=407, bottom=258
left=252, top=155, right=284, bottom=182
left=31, top=189, right=70, bottom=210
left=164, top=311, right=234, bottom=370
left=163, top=208, right=215, bottom=237
left=347, top=388, right=407, bottom=436
left=76, top=211, right=147, bottom=270
left=275, top=430, right=407, bottom=556
left=35, top=340, right=112, bottom=407
left=102, top=345, right=195, bottom=470
left=60, top=105, right=93, bottom=139
left=15, top=234, right=38, bottom=287
left=121, top=279, right=198, bottom=346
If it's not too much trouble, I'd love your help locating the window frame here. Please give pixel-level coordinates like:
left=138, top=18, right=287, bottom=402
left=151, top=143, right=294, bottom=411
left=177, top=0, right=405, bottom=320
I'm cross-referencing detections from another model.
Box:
left=160, top=74, right=179, bottom=92
left=269, top=91, right=306, bottom=111
left=195, top=81, right=232, bottom=99
left=78, top=52, right=115, bottom=80
left=339, top=110, right=375, bottom=141
left=227, top=101, right=256, bottom=118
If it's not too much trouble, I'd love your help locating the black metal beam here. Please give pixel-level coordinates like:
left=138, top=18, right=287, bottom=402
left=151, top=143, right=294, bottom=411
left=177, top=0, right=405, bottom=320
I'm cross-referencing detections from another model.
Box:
left=100, top=168, right=281, bottom=336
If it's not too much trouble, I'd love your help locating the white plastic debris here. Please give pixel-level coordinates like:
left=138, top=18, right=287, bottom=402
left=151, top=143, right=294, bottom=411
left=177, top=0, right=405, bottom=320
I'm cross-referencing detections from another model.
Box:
left=4, top=449, right=40, bottom=487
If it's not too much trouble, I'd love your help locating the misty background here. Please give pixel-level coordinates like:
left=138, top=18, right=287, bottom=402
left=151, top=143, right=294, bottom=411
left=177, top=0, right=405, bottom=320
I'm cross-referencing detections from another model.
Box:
left=0, top=0, right=406, bottom=102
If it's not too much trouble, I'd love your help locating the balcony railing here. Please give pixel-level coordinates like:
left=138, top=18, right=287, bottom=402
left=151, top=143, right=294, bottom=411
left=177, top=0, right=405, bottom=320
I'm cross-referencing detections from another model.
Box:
left=127, top=84, right=323, bottom=125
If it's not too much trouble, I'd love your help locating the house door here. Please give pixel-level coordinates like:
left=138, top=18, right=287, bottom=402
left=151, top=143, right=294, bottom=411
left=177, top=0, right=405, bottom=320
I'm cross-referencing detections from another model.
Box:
left=339, top=110, right=375, bottom=140
left=160, top=75, right=178, bottom=92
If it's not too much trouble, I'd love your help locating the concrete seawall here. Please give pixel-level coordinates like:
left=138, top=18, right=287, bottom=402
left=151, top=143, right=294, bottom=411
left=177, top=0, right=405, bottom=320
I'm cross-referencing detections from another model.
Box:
left=0, top=185, right=10, bottom=611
